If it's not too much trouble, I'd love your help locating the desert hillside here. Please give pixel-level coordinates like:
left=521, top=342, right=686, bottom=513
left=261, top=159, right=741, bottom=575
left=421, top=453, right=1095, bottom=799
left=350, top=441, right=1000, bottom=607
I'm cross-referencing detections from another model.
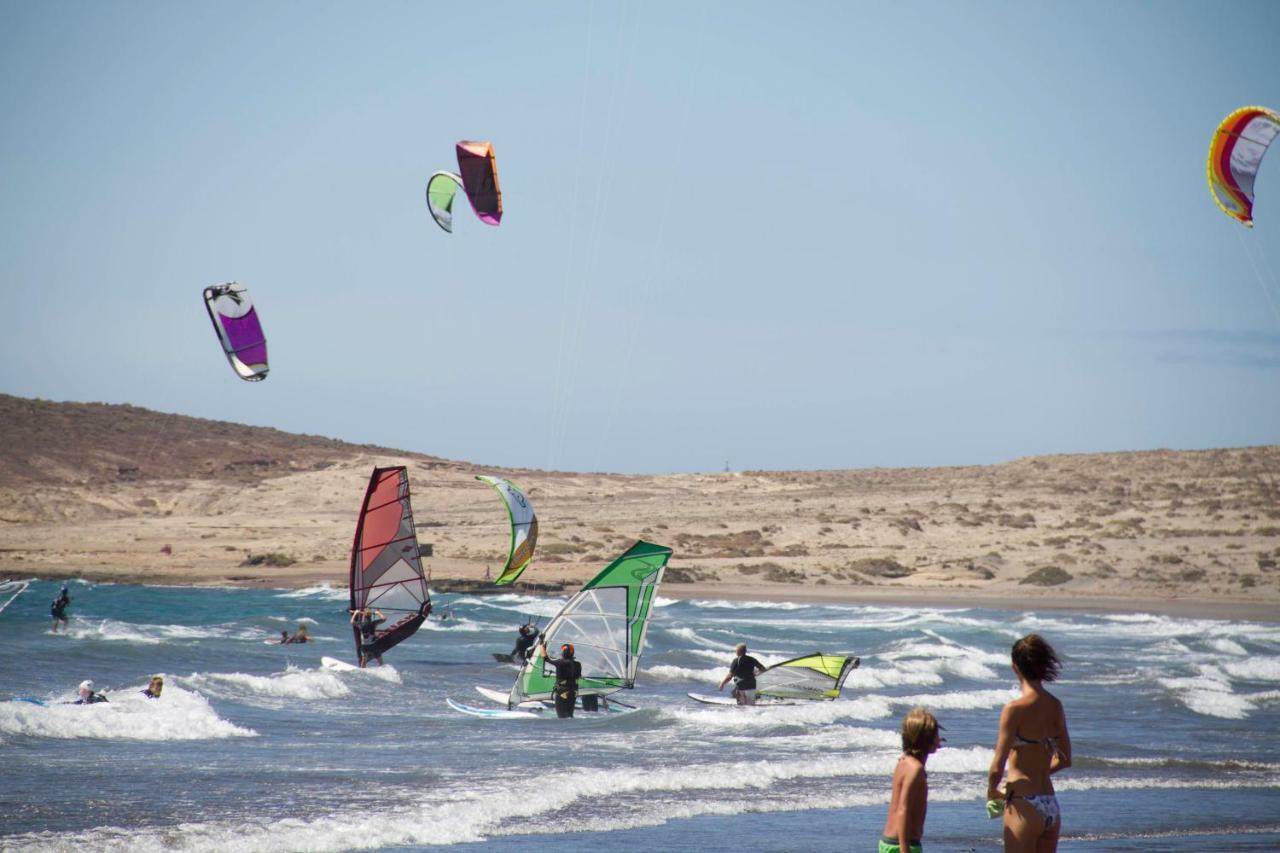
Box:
left=1, top=394, right=1278, bottom=612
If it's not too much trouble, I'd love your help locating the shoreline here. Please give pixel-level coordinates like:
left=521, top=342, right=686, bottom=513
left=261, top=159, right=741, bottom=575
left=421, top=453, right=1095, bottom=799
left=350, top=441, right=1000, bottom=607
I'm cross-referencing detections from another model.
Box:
left=9, top=565, right=1278, bottom=622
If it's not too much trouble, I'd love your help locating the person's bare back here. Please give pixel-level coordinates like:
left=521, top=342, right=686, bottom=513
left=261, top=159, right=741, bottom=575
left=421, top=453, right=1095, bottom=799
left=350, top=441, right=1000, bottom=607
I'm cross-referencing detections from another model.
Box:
left=880, top=707, right=939, bottom=853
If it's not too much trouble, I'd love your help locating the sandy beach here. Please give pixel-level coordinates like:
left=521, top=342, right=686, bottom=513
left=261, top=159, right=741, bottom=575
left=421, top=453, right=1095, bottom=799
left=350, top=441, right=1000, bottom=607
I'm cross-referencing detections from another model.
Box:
left=2, top=395, right=1278, bottom=620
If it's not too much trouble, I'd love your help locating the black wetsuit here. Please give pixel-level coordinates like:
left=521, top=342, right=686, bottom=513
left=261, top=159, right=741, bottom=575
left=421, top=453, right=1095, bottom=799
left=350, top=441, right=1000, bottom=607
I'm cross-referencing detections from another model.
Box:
left=51, top=591, right=70, bottom=622
left=355, top=616, right=385, bottom=659
left=547, top=656, right=582, bottom=718
left=73, top=692, right=108, bottom=705
left=512, top=627, right=539, bottom=660
left=729, top=654, right=764, bottom=691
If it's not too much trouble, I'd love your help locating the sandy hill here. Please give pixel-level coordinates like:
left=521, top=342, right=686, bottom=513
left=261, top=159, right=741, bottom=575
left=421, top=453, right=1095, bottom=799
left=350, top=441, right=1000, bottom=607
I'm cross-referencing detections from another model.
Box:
left=1, top=395, right=1277, bottom=614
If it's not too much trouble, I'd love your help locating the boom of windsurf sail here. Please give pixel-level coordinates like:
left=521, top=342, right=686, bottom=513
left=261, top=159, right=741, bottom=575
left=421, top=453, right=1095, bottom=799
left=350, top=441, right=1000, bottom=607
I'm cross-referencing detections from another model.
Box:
left=755, top=653, right=859, bottom=701
left=475, top=475, right=538, bottom=586
left=203, top=282, right=268, bottom=381
left=509, top=540, right=670, bottom=707
left=455, top=141, right=502, bottom=225
left=425, top=170, right=464, bottom=233
left=348, top=467, right=432, bottom=659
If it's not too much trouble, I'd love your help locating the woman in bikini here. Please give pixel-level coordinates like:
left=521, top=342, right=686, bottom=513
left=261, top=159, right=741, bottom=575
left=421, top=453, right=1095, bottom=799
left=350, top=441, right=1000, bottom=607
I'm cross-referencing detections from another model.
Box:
left=986, top=634, right=1072, bottom=852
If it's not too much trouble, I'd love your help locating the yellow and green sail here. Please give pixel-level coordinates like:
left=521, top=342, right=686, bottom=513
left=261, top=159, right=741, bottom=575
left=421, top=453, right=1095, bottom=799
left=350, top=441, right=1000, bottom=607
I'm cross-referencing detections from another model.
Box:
left=509, top=540, right=670, bottom=706
left=755, top=653, right=859, bottom=701
left=475, top=475, right=538, bottom=586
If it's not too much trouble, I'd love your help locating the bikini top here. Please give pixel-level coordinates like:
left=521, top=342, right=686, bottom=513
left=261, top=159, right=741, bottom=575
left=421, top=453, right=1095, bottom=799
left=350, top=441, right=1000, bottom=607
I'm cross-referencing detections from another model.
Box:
left=1013, top=731, right=1059, bottom=753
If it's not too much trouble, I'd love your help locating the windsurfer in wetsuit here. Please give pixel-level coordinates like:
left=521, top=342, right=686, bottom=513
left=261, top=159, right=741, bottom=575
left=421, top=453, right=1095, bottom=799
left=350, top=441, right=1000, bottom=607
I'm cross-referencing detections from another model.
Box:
left=350, top=607, right=386, bottom=668
left=511, top=623, right=539, bottom=660
left=539, top=640, right=581, bottom=719
left=718, top=642, right=765, bottom=705
left=50, top=585, right=70, bottom=632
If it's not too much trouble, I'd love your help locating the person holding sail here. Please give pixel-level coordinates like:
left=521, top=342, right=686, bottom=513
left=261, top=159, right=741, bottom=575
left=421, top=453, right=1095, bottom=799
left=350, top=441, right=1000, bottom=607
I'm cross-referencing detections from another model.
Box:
left=538, top=639, right=581, bottom=719
left=511, top=622, right=539, bottom=661
left=350, top=607, right=386, bottom=667
left=719, top=642, right=765, bottom=705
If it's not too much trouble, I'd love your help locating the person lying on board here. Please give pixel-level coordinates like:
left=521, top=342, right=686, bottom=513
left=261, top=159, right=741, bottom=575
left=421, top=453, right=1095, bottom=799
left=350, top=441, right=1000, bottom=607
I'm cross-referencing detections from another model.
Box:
left=718, top=642, right=765, bottom=705
left=141, top=676, right=164, bottom=699
left=350, top=607, right=386, bottom=667
left=288, top=625, right=310, bottom=644
left=67, top=680, right=108, bottom=705
left=278, top=630, right=292, bottom=644
left=511, top=623, right=539, bottom=660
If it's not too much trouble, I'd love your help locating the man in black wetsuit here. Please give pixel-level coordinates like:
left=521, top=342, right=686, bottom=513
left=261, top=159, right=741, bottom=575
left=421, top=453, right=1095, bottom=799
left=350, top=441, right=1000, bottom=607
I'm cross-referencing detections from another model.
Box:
left=511, top=623, right=539, bottom=660
left=50, top=585, right=70, bottom=633
left=350, top=607, right=386, bottom=667
left=718, top=642, right=765, bottom=705
left=539, top=640, right=581, bottom=719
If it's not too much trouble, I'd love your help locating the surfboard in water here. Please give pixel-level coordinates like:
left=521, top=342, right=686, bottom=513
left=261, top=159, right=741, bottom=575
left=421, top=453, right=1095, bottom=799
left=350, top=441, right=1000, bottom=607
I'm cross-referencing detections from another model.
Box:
left=348, top=467, right=432, bottom=661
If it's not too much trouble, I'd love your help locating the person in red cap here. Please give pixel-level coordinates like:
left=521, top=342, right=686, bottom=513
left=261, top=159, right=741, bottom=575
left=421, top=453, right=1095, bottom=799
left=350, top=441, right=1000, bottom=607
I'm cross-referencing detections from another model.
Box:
left=538, top=639, right=581, bottom=718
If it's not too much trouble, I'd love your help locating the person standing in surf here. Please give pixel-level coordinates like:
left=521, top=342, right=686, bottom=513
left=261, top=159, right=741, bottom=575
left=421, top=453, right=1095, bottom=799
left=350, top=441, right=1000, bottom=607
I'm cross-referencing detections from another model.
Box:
left=510, top=623, right=539, bottom=661
left=718, top=642, right=765, bottom=705
left=538, top=639, right=581, bottom=719
left=350, top=607, right=386, bottom=667
left=986, top=634, right=1072, bottom=853
left=880, top=707, right=941, bottom=853
left=50, top=584, right=70, bottom=632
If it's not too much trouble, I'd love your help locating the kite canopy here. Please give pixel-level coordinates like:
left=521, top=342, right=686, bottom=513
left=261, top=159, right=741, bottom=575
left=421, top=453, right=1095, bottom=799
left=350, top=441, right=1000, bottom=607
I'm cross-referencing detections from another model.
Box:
left=1207, top=106, right=1280, bottom=227
left=425, top=171, right=463, bottom=233
left=755, top=653, right=859, bottom=701
left=510, top=540, right=670, bottom=706
left=475, top=475, right=538, bottom=586
left=455, top=140, right=502, bottom=225
left=203, top=282, right=268, bottom=381
left=348, top=467, right=432, bottom=659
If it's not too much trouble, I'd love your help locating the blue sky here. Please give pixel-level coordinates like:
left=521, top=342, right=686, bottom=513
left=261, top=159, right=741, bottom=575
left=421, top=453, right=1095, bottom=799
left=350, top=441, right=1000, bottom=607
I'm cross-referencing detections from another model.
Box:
left=1, top=1, right=1277, bottom=474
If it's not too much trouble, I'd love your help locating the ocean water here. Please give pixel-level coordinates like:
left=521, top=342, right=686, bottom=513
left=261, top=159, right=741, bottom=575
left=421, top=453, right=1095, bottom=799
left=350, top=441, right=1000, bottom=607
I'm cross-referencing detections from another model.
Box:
left=1, top=578, right=1278, bottom=852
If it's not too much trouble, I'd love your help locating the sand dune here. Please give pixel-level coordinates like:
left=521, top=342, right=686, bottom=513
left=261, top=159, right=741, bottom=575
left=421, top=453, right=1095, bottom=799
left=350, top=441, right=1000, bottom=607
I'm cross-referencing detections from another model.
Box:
left=1, top=395, right=1277, bottom=618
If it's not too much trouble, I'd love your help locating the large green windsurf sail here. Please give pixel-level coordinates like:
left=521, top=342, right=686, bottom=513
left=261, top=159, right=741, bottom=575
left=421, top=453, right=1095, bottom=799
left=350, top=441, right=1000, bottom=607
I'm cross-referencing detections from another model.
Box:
left=475, top=475, right=538, bottom=586
left=509, top=540, right=670, bottom=707
left=755, top=653, right=859, bottom=701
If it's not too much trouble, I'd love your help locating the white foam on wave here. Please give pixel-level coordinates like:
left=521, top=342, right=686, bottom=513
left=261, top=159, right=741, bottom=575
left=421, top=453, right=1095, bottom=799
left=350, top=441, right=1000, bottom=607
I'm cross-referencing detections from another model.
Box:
left=663, top=695, right=894, bottom=730
left=449, top=594, right=564, bottom=618
left=643, top=664, right=722, bottom=683
left=419, top=616, right=508, bottom=633
left=880, top=687, right=1018, bottom=711
left=688, top=599, right=810, bottom=611
left=1206, top=638, right=1248, bottom=656
left=275, top=583, right=347, bottom=601
left=1224, top=657, right=1280, bottom=682
left=1159, top=665, right=1256, bottom=719
left=0, top=685, right=255, bottom=741
left=178, top=661, right=400, bottom=700
left=0, top=748, right=988, bottom=852
left=1021, top=612, right=1280, bottom=645
left=56, top=619, right=264, bottom=645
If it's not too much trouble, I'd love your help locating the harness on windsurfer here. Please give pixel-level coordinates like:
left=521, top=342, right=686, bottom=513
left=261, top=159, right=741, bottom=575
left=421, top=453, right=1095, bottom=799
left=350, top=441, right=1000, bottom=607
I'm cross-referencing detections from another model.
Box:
left=511, top=623, right=539, bottom=660
left=719, top=642, right=765, bottom=706
left=540, top=641, right=581, bottom=718
left=350, top=608, right=386, bottom=668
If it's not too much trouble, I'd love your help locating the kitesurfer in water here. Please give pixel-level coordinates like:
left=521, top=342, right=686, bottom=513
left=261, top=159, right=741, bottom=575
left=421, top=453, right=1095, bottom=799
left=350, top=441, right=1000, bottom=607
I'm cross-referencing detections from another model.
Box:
left=50, top=584, right=70, bottom=632
left=141, top=676, right=164, bottom=699
left=539, top=640, right=580, bottom=719
left=986, top=634, right=1071, bottom=853
left=718, top=642, right=765, bottom=705
left=511, top=623, right=539, bottom=660
left=350, top=607, right=386, bottom=667
left=69, top=680, right=108, bottom=705
left=880, top=706, right=942, bottom=853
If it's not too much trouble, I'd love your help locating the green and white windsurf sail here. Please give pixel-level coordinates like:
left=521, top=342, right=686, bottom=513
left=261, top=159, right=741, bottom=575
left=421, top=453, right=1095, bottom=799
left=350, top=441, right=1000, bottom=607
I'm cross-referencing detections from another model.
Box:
left=476, top=475, right=538, bottom=586
left=755, top=653, right=859, bottom=701
left=509, top=540, right=670, bottom=707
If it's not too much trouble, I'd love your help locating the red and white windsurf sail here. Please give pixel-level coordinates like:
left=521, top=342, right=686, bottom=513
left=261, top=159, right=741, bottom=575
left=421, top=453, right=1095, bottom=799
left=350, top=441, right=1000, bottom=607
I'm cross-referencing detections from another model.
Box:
left=348, top=466, right=432, bottom=659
